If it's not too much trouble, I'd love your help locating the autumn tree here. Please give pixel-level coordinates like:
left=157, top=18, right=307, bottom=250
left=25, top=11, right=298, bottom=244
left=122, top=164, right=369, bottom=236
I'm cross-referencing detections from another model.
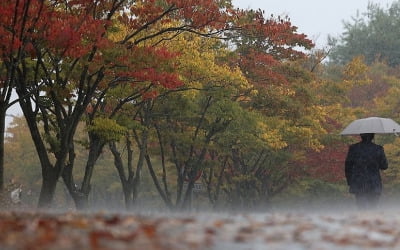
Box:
left=62, top=44, right=183, bottom=209
left=2, top=0, right=239, bottom=208
left=58, top=2, right=319, bottom=210
left=100, top=32, right=250, bottom=209
left=217, top=12, right=332, bottom=206
left=3, top=115, right=126, bottom=208
left=63, top=1, right=243, bottom=210
left=7, top=0, right=119, bottom=208
left=140, top=11, right=324, bottom=210
left=0, top=0, right=36, bottom=191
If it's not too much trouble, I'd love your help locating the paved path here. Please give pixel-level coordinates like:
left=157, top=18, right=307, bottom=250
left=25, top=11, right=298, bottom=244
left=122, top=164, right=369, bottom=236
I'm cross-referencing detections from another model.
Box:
left=0, top=209, right=399, bottom=249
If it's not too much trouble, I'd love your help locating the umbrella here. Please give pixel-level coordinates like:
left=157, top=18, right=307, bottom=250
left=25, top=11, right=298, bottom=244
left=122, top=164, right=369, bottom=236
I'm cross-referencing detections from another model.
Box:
left=340, top=117, right=400, bottom=135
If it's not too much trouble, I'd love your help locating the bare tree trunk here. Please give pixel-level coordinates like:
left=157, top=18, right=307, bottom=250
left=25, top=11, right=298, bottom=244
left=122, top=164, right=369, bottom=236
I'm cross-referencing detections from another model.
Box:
left=109, top=139, right=135, bottom=210
left=145, top=154, right=173, bottom=208
left=0, top=106, right=5, bottom=191
left=71, top=134, right=104, bottom=209
left=38, top=168, right=59, bottom=208
left=131, top=139, right=146, bottom=205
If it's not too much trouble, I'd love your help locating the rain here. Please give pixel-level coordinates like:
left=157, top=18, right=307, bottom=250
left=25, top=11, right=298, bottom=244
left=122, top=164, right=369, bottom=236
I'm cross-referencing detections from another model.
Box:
left=3, top=0, right=400, bottom=249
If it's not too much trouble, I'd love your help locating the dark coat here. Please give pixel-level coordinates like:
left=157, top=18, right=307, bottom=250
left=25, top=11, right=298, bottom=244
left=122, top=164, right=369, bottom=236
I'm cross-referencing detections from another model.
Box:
left=345, top=141, right=388, bottom=194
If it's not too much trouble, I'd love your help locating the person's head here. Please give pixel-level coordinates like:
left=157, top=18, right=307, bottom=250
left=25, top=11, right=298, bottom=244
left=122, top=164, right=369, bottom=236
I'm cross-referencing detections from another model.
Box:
left=360, top=133, right=374, bottom=142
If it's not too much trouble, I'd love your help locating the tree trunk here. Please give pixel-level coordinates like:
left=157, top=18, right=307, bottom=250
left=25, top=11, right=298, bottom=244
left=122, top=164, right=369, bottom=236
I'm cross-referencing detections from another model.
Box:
left=71, top=193, right=89, bottom=210
left=181, top=180, right=194, bottom=210
left=24, top=117, right=60, bottom=208
left=81, top=135, right=104, bottom=195
left=145, top=154, right=173, bottom=209
left=0, top=106, right=5, bottom=191
left=109, top=140, right=135, bottom=210
left=123, top=184, right=133, bottom=210
left=61, top=135, right=104, bottom=210
left=62, top=162, right=88, bottom=210
left=38, top=170, right=59, bottom=208
left=69, top=135, right=104, bottom=210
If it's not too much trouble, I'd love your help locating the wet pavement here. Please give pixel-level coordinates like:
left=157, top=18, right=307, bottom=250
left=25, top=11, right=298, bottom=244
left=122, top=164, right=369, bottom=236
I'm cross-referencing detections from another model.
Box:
left=1, top=207, right=400, bottom=249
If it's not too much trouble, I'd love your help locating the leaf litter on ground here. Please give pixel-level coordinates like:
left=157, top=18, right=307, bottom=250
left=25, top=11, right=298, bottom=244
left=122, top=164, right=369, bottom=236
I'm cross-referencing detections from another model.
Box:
left=0, top=209, right=399, bottom=250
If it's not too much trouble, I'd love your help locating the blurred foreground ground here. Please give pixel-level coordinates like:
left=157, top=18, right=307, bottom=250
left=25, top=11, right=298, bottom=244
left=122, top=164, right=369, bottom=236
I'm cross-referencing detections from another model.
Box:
left=1, top=203, right=400, bottom=250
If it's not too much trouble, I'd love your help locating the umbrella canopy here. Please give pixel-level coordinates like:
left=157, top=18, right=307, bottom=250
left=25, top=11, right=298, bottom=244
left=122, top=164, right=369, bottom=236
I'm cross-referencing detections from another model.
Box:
left=340, top=117, right=400, bottom=135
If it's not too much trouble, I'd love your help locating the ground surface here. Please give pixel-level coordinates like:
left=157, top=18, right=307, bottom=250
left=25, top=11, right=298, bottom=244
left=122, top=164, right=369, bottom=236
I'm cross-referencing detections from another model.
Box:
left=0, top=208, right=400, bottom=250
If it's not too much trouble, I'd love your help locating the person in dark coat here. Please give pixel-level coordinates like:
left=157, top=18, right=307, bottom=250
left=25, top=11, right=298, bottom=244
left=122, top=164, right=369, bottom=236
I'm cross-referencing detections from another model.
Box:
left=345, top=133, right=388, bottom=209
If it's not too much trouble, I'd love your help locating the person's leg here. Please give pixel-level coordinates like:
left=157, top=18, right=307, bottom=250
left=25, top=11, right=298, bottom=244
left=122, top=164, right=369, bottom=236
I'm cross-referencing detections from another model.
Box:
left=355, top=193, right=368, bottom=209
left=367, top=193, right=380, bottom=209
left=356, top=193, right=380, bottom=209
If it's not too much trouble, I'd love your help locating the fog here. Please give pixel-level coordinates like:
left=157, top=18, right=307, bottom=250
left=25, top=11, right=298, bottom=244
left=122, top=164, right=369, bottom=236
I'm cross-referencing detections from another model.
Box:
left=7, top=187, right=400, bottom=215
left=4, top=188, right=400, bottom=250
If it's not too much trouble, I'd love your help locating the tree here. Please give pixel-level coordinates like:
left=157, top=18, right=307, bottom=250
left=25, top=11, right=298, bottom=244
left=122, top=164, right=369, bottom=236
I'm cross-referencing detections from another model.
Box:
left=3, top=0, right=237, bottom=208
left=329, top=1, right=400, bottom=66
left=10, top=0, right=120, bottom=208
left=62, top=43, right=183, bottom=209
left=132, top=33, right=250, bottom=210
left=4, top=115, right=126, bottom=209
left=61, top=1, right=243, bottom=210
left=0, top=0, right=36, bottom=191
left=63, top=3, right=318, bottom=211
left=142, top=12, right=322, bottom=210
left=221, top=12, right=331, bottom=206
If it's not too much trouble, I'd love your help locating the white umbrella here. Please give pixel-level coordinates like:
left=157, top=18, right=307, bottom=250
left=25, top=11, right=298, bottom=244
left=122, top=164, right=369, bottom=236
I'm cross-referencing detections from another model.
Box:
left=340, top=117, right=400, bottom=135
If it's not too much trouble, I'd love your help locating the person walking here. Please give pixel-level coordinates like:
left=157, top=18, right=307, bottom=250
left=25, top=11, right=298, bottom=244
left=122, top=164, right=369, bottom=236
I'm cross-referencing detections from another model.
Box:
left=345, top=133, right=388, bottom=209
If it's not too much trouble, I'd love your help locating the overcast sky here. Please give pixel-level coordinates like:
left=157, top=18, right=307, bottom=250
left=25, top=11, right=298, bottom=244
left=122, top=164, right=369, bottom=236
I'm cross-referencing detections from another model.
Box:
left=232, top=0, right=395, bottom=48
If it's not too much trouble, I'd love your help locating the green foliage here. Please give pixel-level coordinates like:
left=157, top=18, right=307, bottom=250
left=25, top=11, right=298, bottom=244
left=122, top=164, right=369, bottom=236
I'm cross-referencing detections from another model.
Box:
left=42, top=133, right=61, bottom=154
left=9, top=0, right=394, bottom=210
left=329, top=1, right=400, bottom=66
left=87, top=117, right=127, bottom=143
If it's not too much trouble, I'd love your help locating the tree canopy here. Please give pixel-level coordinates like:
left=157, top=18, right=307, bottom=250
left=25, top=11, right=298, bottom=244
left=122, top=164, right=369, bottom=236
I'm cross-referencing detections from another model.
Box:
left=5, top=0, right=400, bottom=211
left=329, top=1, right=400, bottom=66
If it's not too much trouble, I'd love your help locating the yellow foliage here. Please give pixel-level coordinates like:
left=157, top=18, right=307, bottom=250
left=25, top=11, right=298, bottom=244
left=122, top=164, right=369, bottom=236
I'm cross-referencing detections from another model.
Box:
left=257, top=121, right=287, bottom=149
left=106, top=21, right=129, bottom=42
left=166, top=34, right=250, bottom=92
left=269, top=85, right=296, bottom=97
left=88, top=117, right=127, bottom=142
left=374, top=86, right=400, bottom=118
left=343, top=56, right=372, bottom=86
left=106, top=20, right=251, bottom=96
